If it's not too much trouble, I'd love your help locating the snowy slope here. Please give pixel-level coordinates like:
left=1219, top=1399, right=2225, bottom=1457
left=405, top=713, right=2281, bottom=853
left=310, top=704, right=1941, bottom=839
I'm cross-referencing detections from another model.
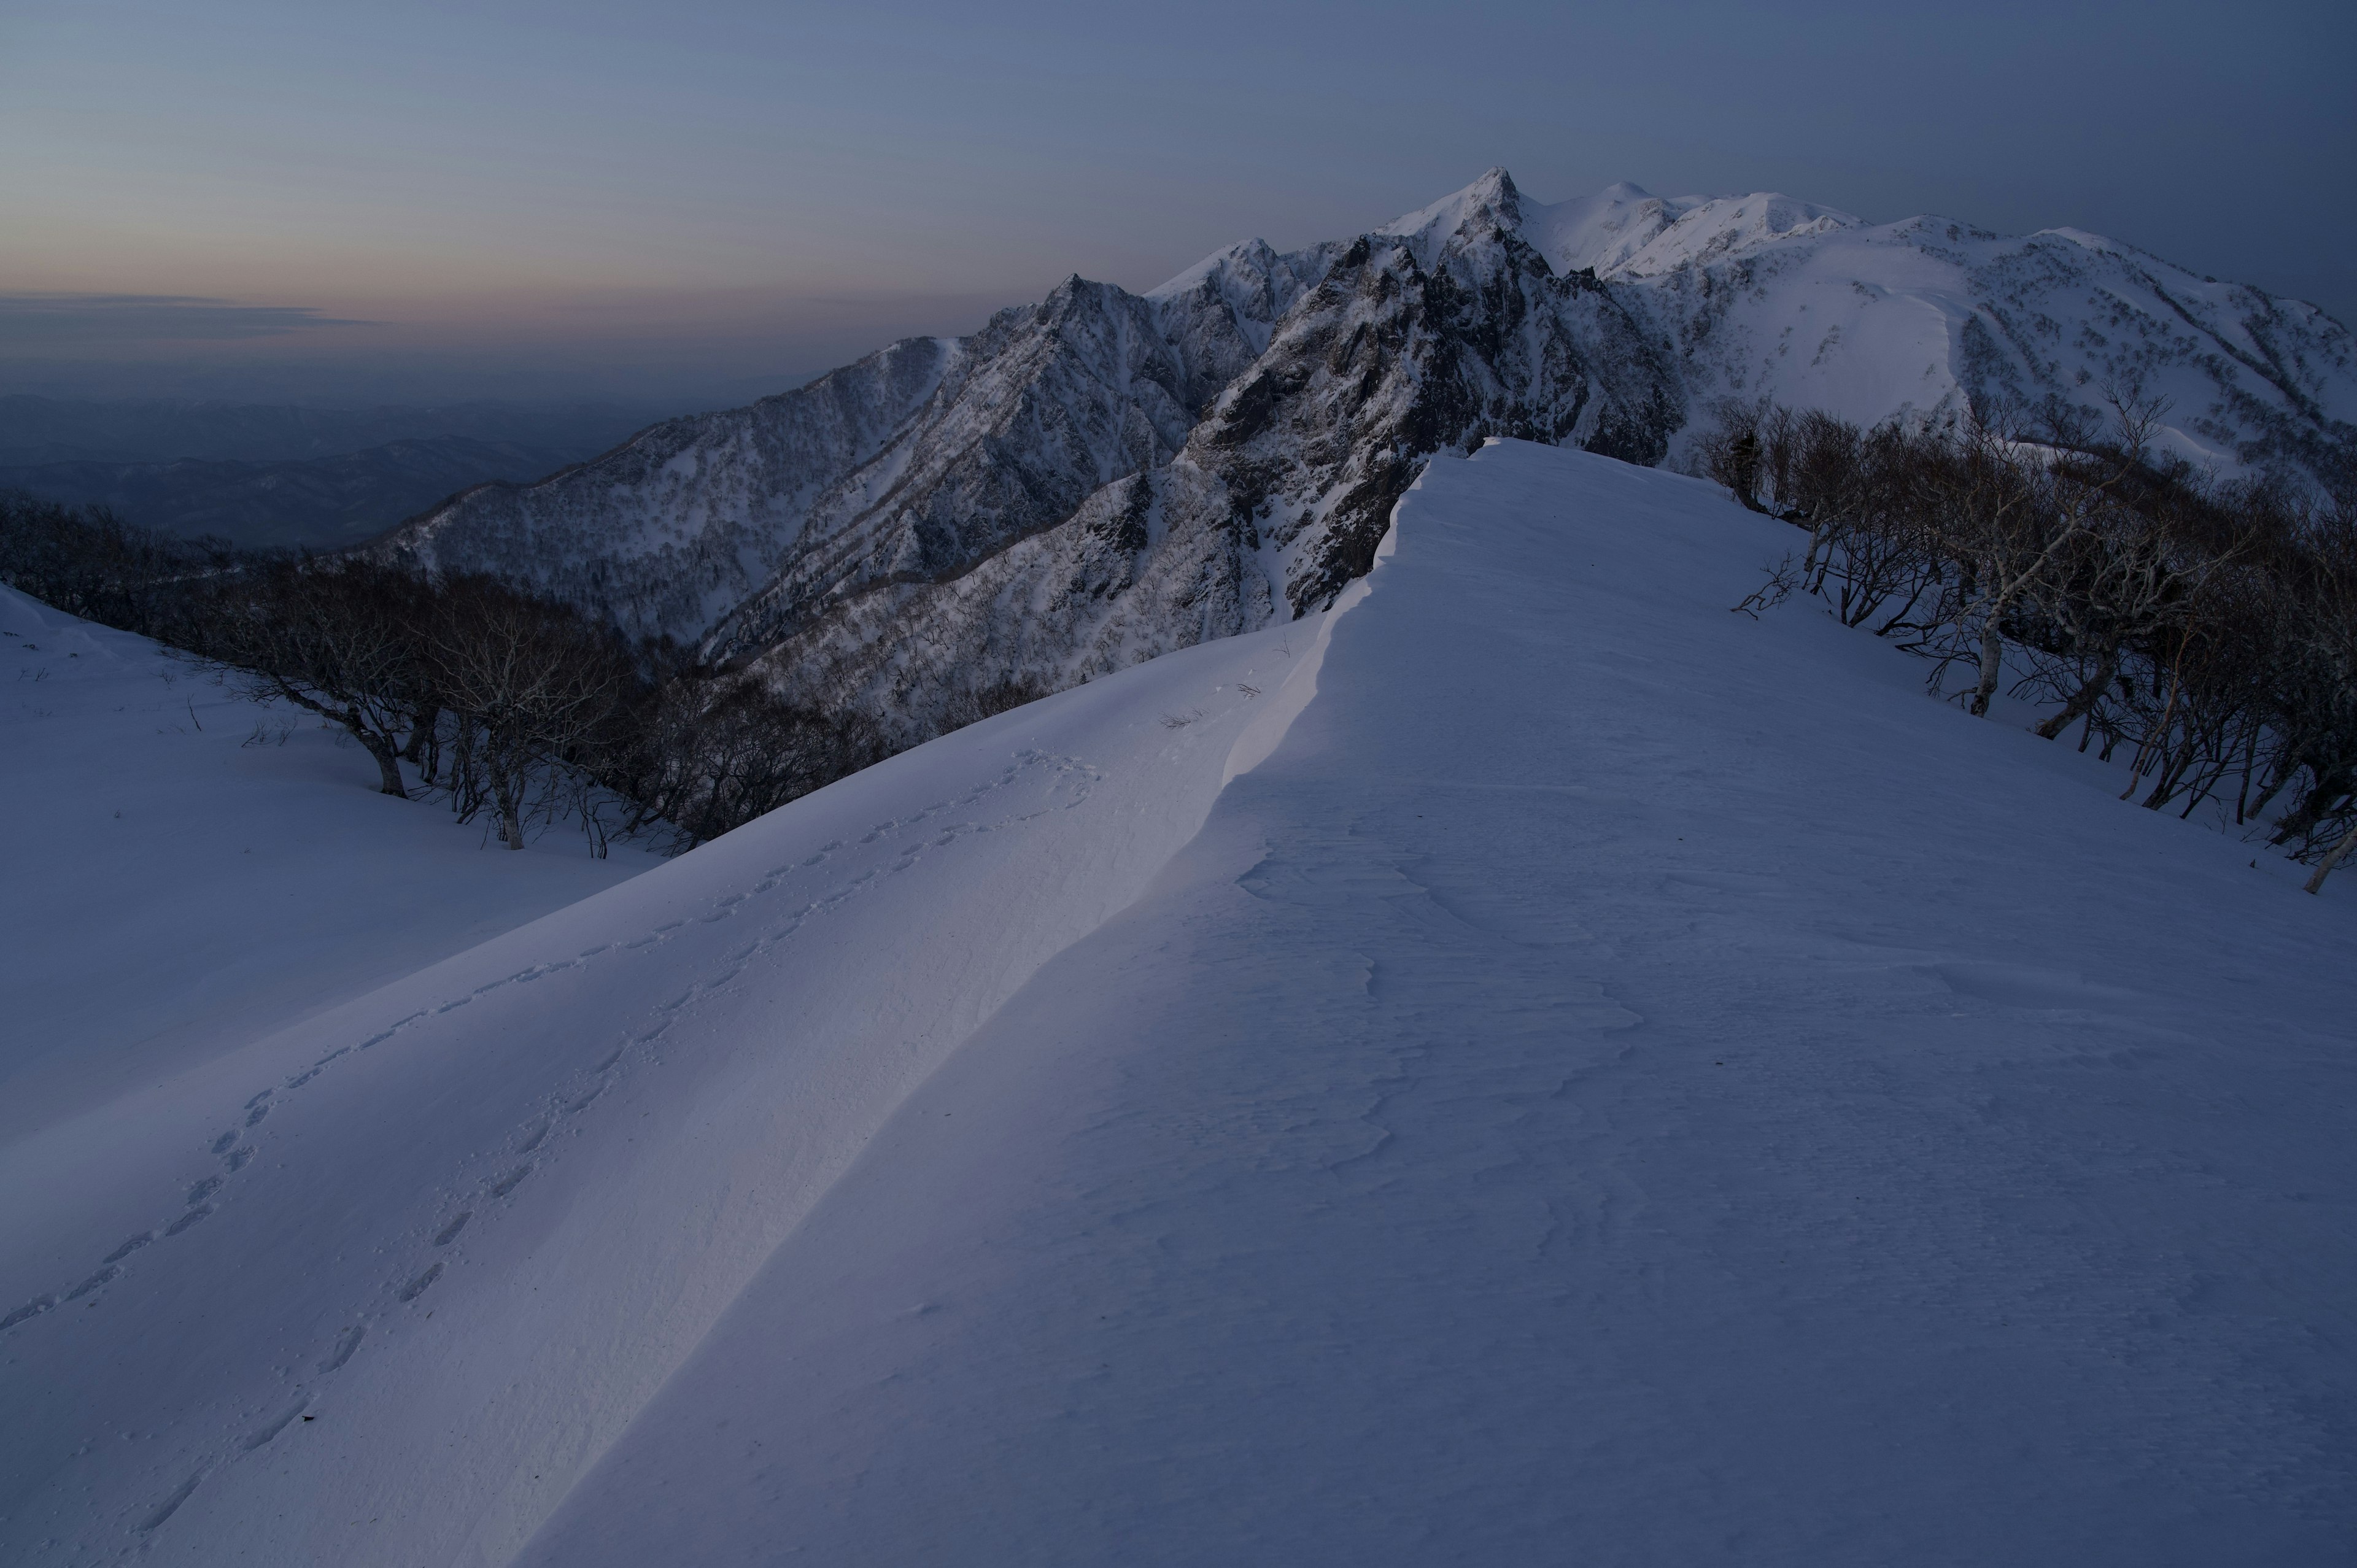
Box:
left=0, top=602, right=1323, bottom=1564
left=9, top=443, right=2351, bottom=1564
left=0, top=585, right=658, bottom=1143
left=1599, top=191, right=2357, bottom=474
left=524, top=445, right=2357, bottom=1566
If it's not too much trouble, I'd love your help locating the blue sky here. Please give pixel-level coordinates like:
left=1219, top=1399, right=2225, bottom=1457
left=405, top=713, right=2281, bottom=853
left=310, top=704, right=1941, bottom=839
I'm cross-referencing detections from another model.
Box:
left=2, top=0, right=2348, bottom=406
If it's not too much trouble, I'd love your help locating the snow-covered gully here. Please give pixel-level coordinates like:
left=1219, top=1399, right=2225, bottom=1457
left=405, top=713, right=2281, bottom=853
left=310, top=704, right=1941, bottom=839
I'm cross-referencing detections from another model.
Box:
left=5, top=443, right=2351, bottom=1564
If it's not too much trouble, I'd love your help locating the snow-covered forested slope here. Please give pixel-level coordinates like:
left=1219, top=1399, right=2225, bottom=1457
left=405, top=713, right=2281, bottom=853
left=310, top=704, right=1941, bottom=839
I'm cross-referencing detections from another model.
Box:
left=0, top=585, right=659, bottom=1144
left=10, top=443, right=2350, bottom=1564
left=376, top=169, right=2354, bottom=762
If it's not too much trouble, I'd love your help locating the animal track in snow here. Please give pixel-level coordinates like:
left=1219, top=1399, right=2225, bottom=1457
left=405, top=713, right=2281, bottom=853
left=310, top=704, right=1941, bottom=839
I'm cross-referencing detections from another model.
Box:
left=0, top=1296, right=55, bottom=1331
left=136, top=1469, right=206, bottom=1533
left=320, top=1324, right=365, bottom=1372
left=66, top=1266, right=118, bottom=1300
left=13, top=748, right=1099, bottom=1345
left=241, top=1397, right=309, bottom=1452
left=103, top=1232, right=154, bottom=1265
left=48, top=746, right=1116, bottom=1545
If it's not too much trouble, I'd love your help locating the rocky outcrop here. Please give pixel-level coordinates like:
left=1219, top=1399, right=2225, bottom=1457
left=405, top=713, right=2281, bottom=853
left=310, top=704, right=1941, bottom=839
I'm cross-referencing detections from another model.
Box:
left=374, top=167, right=2356, bottom=747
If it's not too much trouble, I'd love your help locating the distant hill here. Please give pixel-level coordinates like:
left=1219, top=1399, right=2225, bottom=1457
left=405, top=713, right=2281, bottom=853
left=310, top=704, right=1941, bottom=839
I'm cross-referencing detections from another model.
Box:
left=0, top=435, right=604, bottom=550
left=0, top=395, right=658, bottom=468
left=0, top=398, right=681, bottom=549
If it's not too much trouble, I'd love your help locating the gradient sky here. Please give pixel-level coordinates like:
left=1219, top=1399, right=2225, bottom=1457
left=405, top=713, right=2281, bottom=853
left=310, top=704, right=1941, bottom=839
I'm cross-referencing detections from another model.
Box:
left=4, top=0, right=2350, bottom=409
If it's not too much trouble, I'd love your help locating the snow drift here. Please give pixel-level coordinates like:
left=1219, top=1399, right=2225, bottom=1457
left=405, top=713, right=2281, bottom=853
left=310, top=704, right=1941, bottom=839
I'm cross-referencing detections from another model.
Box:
left=5, top=444, right=2353, bottom=1564
left=0, top=590, right=1319, bottom=1563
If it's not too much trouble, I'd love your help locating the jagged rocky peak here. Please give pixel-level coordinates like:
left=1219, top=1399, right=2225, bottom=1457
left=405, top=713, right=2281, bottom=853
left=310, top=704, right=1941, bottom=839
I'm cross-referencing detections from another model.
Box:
left=1147, top=237, right=1347, bottom=401
left=1374, top=166, right=1533, bottom=268
left=373, top=163, right=2357, bottom=760
left=1378, top=168, right=1860, bottom=282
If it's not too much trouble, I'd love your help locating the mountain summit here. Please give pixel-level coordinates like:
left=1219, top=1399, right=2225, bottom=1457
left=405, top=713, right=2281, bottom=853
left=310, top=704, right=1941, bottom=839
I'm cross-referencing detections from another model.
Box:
left=375, top=171, right=2356, bottom=747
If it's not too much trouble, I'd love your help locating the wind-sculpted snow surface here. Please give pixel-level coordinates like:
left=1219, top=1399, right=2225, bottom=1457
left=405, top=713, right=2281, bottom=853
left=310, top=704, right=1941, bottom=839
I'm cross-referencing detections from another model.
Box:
left=381, top=168, right=2355, bottom=753
left=526, top=444, right=2353, bottom=1565
left=10, top=444, right=2353, bottom=1562
left=0, top=606, right=1319, bottom=1565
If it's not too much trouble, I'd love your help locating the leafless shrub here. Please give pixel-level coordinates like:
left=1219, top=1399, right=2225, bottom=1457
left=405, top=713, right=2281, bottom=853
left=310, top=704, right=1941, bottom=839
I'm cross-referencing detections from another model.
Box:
left=1706, top=397, right=2357, bottom=890
left=5, top=501, right=892, bottom=855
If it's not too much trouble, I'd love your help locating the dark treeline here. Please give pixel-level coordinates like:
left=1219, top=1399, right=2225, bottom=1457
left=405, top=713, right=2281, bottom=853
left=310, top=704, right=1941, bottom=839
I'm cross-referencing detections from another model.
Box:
left=0, top=492, right=883, bottom=853
left=1700, top=398, right=2357, bottom=893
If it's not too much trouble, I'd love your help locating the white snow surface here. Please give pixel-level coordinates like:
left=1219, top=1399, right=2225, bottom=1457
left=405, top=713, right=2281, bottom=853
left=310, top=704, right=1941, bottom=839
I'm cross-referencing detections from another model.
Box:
left=1368, top=171, right=2356, bottom=470
left=0, top=585, right=658, bottom=1143
left=7, top=444, right=2354, bottom=1563
left=1517, top=177, right=1709, bottom=274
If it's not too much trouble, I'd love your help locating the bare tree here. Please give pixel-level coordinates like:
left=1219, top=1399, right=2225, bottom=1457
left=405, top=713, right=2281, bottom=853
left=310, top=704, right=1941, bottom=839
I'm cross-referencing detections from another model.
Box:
left=186, top=560, right=432, bottom=797
left=1705, top=393, right=2357, bottom=889
left=424, top=577, right=633, bottom=849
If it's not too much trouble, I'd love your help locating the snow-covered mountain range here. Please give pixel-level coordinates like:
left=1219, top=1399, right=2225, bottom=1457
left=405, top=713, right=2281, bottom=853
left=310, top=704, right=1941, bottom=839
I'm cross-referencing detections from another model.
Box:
left=378, top=170, right=2356, bottom=743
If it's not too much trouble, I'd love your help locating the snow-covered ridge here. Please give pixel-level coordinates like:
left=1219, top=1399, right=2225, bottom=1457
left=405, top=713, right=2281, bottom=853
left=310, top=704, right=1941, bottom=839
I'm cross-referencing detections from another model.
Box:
left=1517, top=178, right=1708, bottom=275
left=374, top=167, right=2355, bottom=758
left=0, top=573, right=1351, bottom=1561
left=14, top=444, right=2349, bottom=1560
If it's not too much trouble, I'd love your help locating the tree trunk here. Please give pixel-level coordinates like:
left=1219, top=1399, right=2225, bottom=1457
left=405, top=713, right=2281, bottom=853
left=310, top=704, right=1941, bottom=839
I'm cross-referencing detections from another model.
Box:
left=495, top=770, right=525, bottom=849
left=2304, top=818, right=2357, bottom=895
left=403, top=703, right=440, bottom=767
left=2271, top=763, right=2353, bottom=846
left=1969, top=616, right=2005, bottom=717
left=358, top=728, right=408, bottom=798
left=2034, top=651, right=2122, bottom=740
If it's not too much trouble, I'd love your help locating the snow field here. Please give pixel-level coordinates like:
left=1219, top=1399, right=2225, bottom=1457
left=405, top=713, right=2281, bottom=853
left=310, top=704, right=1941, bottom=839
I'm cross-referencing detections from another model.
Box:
left=520, top=442, right=2356, bottom=1565
left=0, top=585, right=660, bottom=1145
left=0, top=598, right=1327, bottom=1564
left=5, top=440, right=2352, bottom=1564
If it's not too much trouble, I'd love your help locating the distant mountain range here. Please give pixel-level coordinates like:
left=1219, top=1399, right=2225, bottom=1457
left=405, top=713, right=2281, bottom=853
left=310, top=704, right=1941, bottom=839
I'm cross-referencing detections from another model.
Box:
left=0, top=396, right=665, bottom=468
left=0, top=436, right=615, bottom=551
left=0, top=398, right=666, bottom=548
left=340, top=168, right=2350, bottom=744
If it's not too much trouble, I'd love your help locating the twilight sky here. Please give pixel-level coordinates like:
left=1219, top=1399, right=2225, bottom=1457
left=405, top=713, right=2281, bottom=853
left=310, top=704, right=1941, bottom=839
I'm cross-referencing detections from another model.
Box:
left=4, top=0, right=2349, bottom=409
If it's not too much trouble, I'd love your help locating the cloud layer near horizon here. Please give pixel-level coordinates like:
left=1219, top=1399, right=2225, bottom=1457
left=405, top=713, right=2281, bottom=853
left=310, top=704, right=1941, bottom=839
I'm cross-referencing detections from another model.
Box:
left=0, top=295, right=375, bottom=346
left=4, top=0, right=2348, bottom=407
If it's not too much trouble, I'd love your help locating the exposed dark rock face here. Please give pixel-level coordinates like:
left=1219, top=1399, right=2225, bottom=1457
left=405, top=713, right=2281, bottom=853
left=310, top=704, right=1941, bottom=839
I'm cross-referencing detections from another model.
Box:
left=1178, top=172, right=1678, bottom=617
left=374, top=168, right=2354, bottom=748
